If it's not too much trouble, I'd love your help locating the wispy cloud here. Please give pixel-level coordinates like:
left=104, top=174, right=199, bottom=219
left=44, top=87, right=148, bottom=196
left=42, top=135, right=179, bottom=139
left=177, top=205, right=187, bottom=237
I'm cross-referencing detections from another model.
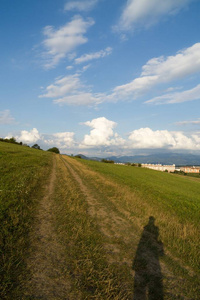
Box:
left=176, top=119, right=200, bottom=126
left=39, top=74, right=82, bottom=98
left=39, top=73, right=104, bottom=106
left=64, top=0, right=98, bottom=12
left=75, top=47, right=112, bottom=64
left=112, top=43, right=200, bottom=99
left=42, top=16, right=94, bottom=69
left=40, top=43, right=200, bottom=106
left=116, top=0, right=194, bottom=32
left=0, top=110, right=15, bottom=124
left=145, top=84, right=200, bottom=104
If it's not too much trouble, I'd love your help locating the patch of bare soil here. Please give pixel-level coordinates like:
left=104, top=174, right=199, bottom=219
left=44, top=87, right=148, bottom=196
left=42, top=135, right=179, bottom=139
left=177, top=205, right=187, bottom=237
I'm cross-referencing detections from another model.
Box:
left=23, top=157, right=71, bottom=300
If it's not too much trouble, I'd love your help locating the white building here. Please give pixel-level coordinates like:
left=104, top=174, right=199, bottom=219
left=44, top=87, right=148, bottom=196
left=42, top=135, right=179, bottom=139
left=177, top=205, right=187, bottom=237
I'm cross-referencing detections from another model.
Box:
left=142, top=164, right=175, bottom=173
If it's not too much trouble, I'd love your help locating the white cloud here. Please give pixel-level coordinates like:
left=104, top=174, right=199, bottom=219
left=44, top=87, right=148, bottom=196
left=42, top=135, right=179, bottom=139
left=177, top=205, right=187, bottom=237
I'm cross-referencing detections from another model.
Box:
left=12, top=127, right=75, bottom=149
left=54, top=92, right=103, bottom=106
left=75, top=47, right=112, bottom=64
left=43, top=132, right=75, bottom=149
left=80, top=117, right=125, bottom=147
left=82, top=64, right=91, bottom=71
left=176, top=119, right=200, bottom=126
left=40, top=43, right=200, bottom=106
left=0, top=110, right=15, bottom=124
left=39, top=74, right=82, bottom=98
left=66, top=65, right=74, bottom=70
left=113, top=43, right=200, bottom=99
left=39, top=73, right=105, bottom=106
left=42, top=16, right=94, bottom=69
left=16, top=128, right=41, bottom=144
left=117, top=0, right=194, bottom=31
left=64, top=0, right=98, bottom=11
left=128, top=127, right=200, bottom=150
left=145, top=84, right=200, bottom=104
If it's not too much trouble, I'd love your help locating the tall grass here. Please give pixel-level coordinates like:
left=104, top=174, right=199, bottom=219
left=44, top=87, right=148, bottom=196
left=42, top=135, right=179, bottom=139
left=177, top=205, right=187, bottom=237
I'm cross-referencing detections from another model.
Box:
left=0, top=142, right=53, bottom=298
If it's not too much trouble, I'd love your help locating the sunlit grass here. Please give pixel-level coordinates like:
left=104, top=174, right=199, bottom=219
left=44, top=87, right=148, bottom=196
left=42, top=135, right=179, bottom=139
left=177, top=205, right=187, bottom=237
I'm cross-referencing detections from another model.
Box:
left=0, top=142, right=53, bottom=298
left=65, top=156, right=200, bottom=298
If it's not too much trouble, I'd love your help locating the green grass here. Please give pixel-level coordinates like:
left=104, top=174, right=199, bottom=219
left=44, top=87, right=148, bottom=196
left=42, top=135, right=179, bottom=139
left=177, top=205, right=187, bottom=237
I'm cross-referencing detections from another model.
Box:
left=64, top=157, right=200, bottom=298
left=1, top=143, right=199, bottom=299
left=77, top=159, right=200, bottom=225
left=72, top=159, right=200, bottom=274
left=0, top=142, right=53, bottom=298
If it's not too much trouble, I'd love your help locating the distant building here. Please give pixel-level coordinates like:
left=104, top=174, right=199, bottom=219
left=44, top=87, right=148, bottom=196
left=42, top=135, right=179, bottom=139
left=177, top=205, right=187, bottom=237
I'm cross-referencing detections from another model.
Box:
left=179, top=166, right=200, bottom=173
left=142, top=163, right=175, bottom=173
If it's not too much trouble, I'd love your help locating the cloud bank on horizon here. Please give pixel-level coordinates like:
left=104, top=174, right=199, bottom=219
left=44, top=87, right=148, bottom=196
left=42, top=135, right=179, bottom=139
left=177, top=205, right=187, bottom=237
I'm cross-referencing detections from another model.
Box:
left=7, top=117, right=200, bottom=155
left=1, top=0, right=200, bottom=155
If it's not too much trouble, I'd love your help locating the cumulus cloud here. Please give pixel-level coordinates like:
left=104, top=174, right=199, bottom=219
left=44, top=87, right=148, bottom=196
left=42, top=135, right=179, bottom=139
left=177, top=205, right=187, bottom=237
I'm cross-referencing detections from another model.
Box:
left=75, top=47, right=112, bottom=64
left=128, top=127, right=200, bottom=150
left=16, top=128, right=41, bottom=144
left=43, top=132, right=75, bottom=149
left=39, top=73, right=104, bottom=106
left=64, top=0, right=98, bottom=11
left=145, top=84, right=200, bottom=104
left=42, top=16, right=94, bottom=69
left=80, top=117, right=125, bottom=147
left=117, top=0, right=194, bottom=31
left=113, top=43, right=200, bottom=99
left=0, top=110, right=15, bottom=124
left=12, top=127, right=75, bottom=149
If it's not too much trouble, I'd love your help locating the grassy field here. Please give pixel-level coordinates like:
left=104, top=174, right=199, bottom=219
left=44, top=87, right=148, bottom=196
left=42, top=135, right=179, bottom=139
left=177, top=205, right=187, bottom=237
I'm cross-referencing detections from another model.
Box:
left=0, top=142, right=53, bottom=298
left=64, top=157, right=200, bottom=298
left=75, top=159, right=200, bottom=268
left=0, top=142, right=199, bottom=299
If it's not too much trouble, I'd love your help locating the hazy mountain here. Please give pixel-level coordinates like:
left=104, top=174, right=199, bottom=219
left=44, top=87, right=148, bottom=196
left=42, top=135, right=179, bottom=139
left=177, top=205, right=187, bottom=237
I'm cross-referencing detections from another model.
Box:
left=106, top=153, right=200, bottom=166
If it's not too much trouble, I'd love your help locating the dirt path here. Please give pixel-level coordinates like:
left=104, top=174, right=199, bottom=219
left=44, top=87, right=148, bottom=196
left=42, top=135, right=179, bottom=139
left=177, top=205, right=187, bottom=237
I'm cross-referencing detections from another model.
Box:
left=24, top=156, right=71, bottom=300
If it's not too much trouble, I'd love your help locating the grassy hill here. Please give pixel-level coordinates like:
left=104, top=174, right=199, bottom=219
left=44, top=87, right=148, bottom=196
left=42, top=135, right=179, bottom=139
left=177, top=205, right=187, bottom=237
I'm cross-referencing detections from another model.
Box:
left=0, top=142, right=199, bottom=299
left=0, top=142, right=53, bottom=298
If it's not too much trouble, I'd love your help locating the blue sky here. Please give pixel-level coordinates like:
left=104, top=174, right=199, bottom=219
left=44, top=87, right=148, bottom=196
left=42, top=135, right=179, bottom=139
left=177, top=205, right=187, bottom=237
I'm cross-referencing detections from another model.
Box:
left=1, top=0, right=200, bottom=156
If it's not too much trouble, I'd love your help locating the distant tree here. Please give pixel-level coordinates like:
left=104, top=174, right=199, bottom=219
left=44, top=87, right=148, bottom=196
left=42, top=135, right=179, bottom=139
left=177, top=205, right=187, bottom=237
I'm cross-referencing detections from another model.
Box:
left=32, top=143, right=41, bottom=150
left=138, top=163, right=142, bottom=167
left=47, top=147, right=60, bottom=154
left=101, top=159, right=114, bottom=164
left=75, top=155, right=82, bottom=159
left=9, top=137, right=16, bottom=143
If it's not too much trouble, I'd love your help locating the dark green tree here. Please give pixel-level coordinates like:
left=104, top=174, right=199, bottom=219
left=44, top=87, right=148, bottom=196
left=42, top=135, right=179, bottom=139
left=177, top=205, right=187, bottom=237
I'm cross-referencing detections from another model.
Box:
left=32, top=143, right=41, bottom=150
left=47, top=147, right=60, bottom=154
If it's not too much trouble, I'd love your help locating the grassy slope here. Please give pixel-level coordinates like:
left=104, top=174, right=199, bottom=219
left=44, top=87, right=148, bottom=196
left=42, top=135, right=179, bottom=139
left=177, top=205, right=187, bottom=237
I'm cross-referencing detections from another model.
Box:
left=1, top=142, right=199, bottom=299
left=69, top=158, right=200, bottom=297
left=78, top=160, right=200, bottom=226
left=0, top=142, right=53, bottom=298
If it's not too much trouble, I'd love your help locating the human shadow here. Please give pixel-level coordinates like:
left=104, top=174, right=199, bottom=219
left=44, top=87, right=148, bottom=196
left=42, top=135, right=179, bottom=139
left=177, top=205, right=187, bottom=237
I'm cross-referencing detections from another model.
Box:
left=132, top=217, right=164, bottom=300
